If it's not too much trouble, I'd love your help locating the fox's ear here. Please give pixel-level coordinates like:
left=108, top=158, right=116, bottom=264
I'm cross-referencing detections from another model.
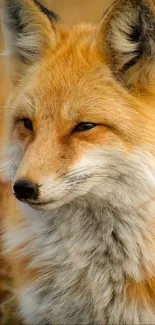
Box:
left=96, top=0, right=155, bottom=89
left=2, top=0, right=59, bottom=81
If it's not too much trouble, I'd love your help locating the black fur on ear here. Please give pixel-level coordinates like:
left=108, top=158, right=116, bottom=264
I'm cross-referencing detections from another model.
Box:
left=2, top=0, right=59, bottom=64
left=97, top=0, right=155, bottom=88
left=33, top=0, right=59, bottom=23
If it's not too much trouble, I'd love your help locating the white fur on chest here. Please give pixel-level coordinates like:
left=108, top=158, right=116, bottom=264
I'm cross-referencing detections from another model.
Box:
left=4, top=151, right=155, bottom=324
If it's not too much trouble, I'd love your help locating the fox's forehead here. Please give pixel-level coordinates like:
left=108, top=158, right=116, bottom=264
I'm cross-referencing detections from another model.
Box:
left=17, top=46, right=127, bottom=116
left=13, top=23, right=139, bottom=128
left=18, top=62, right=126, bottom=122
left=33, top=26, right=103, bottom=94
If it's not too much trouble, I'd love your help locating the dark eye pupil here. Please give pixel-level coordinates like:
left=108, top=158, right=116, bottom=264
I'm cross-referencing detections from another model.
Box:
left=23, top=118, right=33, bottom=131
left=74, top=122, right=96, bottom=133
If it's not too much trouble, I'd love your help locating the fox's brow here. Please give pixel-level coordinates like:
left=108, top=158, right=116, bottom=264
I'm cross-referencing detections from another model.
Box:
left=17, top=92, right=36, bottom=115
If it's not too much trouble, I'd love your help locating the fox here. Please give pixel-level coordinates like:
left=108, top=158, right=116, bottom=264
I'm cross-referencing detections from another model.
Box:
left=2, top=0, right=155, bottom=323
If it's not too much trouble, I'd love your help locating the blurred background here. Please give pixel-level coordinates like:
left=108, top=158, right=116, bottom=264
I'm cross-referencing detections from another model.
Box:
left=0, top=1, right=113, bottom=324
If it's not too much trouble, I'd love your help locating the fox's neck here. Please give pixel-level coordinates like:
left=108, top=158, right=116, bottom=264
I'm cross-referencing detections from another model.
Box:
left=18, top=189, right=155, bottom=323
left=65, top=197, right=155, bottom=280
left=25, top=191, right=155, bottom=282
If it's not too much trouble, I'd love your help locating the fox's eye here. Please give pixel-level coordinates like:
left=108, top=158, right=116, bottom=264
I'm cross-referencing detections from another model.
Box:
left=73, top=122, right=97, bottom=133
left=22, top=118, right=33, bottom=131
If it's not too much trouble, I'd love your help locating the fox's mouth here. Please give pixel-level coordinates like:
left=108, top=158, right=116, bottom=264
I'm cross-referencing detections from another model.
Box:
left=14, top=195, right=56, bottom=207
left=27, top=198, right=58, bottom=207
left=30, top=201, right=54, bottom=207
left=29, top=199, right=63, bottom=210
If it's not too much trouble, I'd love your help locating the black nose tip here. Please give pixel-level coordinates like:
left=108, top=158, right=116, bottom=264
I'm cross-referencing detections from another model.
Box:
left=13, top=179, right=39, bottom=201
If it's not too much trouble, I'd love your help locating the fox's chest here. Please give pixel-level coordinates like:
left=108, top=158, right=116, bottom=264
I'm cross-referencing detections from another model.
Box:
left=5, top=218, right=96, bottom=324
left=4, top=207, right=155, bottom=325
left=17, top=260, right=155, bottom=325
left=18, top=269, right=95, bottom=325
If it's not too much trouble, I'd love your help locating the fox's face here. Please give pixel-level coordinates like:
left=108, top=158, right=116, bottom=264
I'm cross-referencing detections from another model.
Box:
left=2, top=0, right=155, bottom=209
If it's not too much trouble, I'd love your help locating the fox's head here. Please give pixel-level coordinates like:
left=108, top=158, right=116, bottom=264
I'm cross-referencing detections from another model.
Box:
left=2, top=0, right=155, bottom=210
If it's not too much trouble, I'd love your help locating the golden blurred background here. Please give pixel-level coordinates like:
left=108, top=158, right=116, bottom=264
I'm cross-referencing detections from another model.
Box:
left=0, top=1, right=113, bottom=324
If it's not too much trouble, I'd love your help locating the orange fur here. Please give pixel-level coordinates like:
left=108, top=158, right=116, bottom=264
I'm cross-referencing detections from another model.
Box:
left=126, top=277, right=155, bottom=308
left=3, top=2, right=155, bottom=284
left=2, top=0, right=155, bottom=323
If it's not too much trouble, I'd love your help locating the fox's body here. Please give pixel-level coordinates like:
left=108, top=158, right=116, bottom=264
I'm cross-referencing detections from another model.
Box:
left=2, top=0, right=155, bottom=324
left=4, top=153, right=155, bottom=325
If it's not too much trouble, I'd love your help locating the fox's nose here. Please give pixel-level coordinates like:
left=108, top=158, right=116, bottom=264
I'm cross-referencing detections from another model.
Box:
left=13, top=179, right=39, bottom=201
